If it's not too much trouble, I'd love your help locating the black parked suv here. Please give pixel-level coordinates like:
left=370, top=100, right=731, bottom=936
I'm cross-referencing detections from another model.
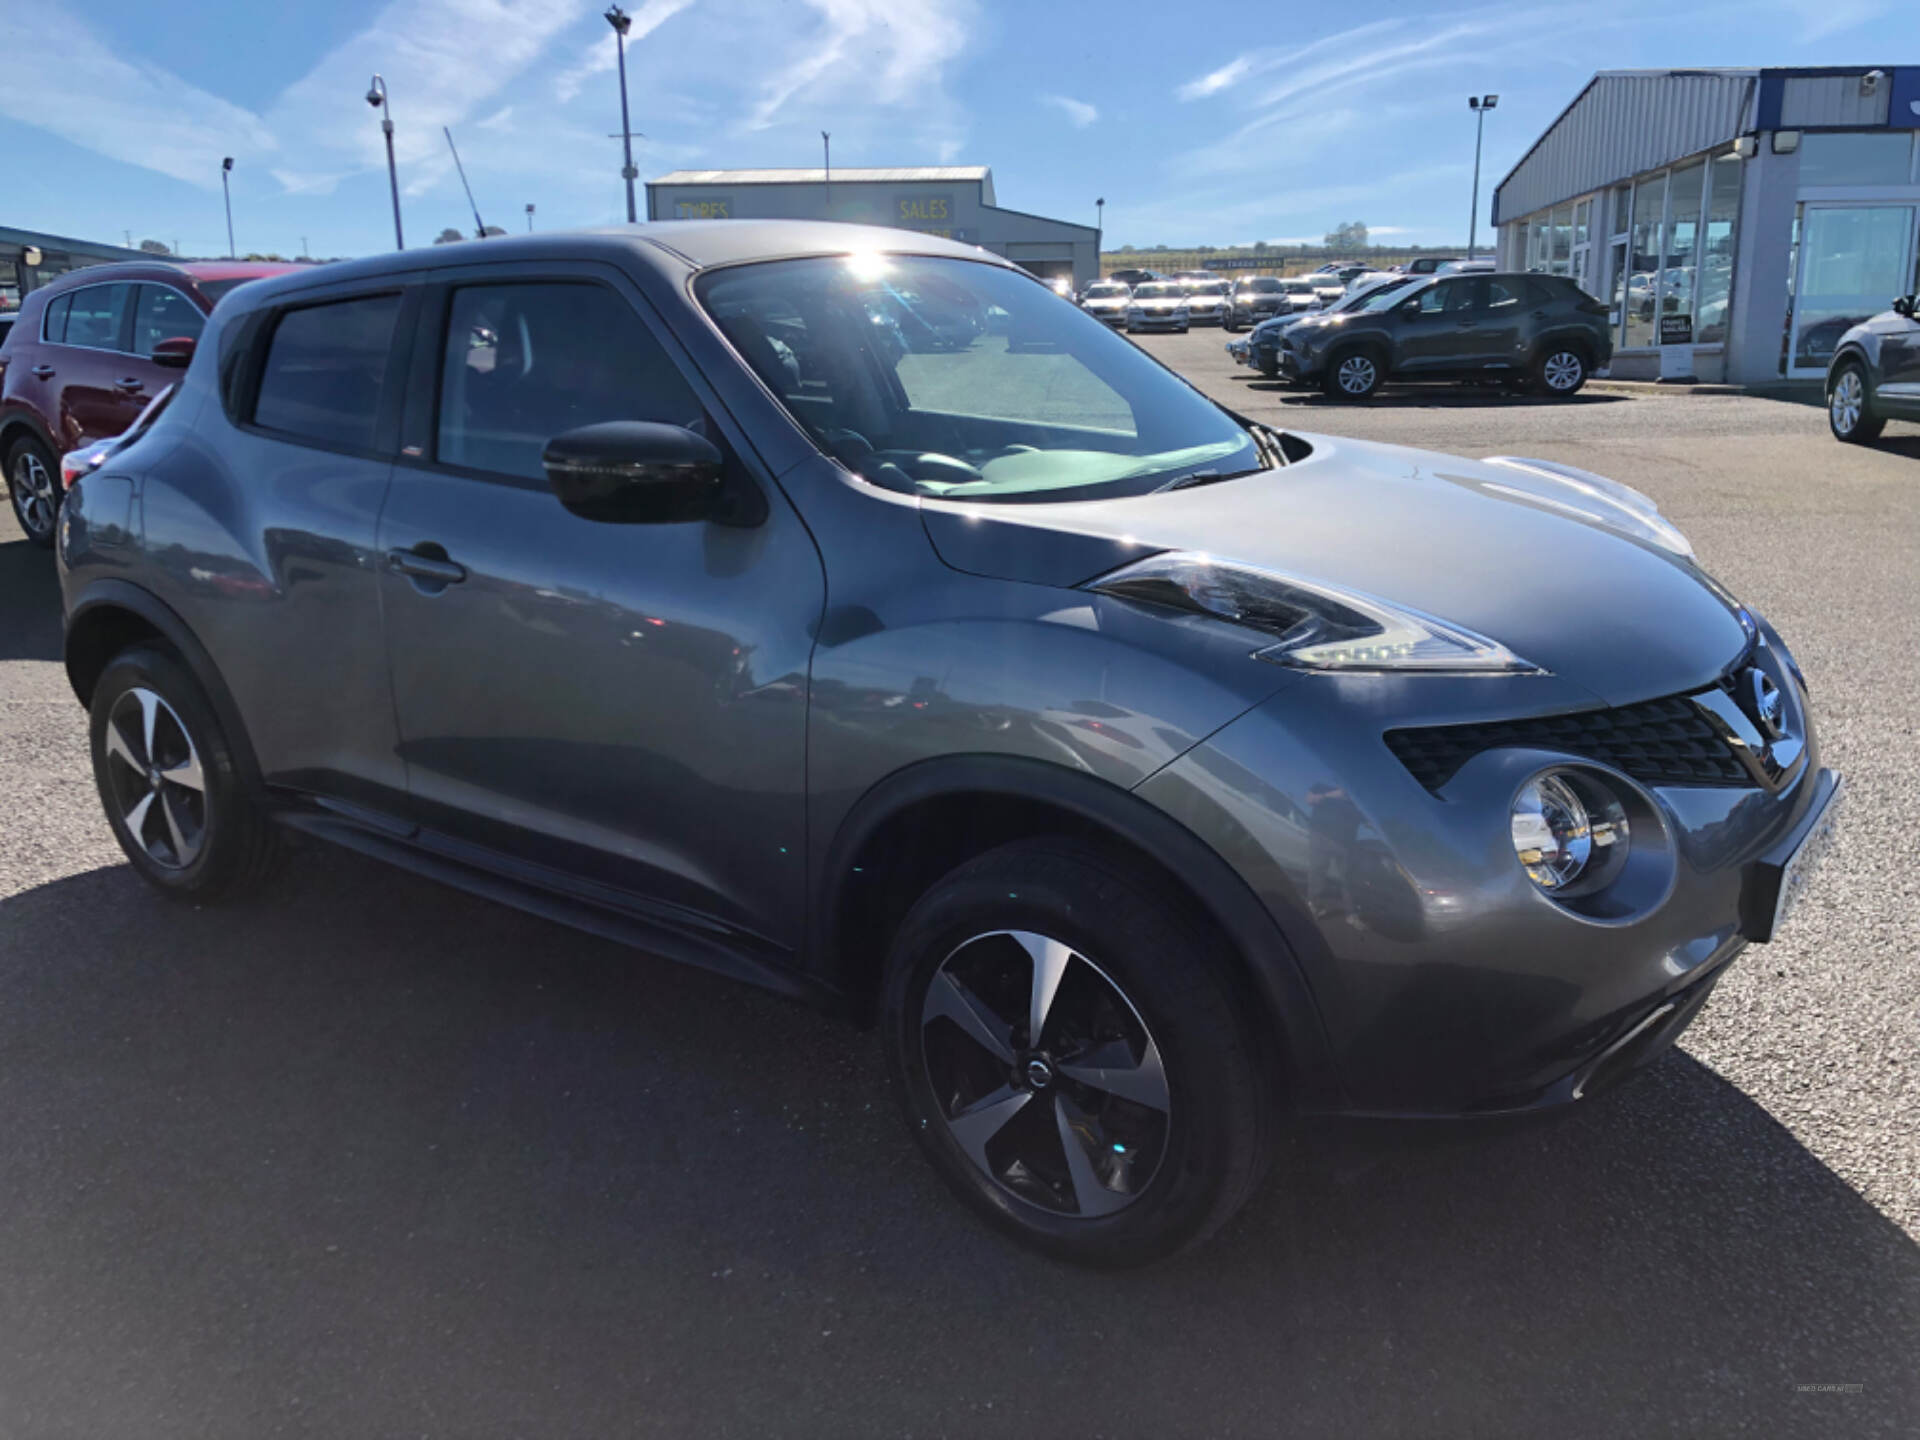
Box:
left=1825, top=293, right=1920, bottom=443
left=1277, top=272, right=1612, bottom=399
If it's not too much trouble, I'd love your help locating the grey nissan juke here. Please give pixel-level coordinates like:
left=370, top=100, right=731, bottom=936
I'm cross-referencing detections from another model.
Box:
left=55, top=222, right=1841, bottom=1265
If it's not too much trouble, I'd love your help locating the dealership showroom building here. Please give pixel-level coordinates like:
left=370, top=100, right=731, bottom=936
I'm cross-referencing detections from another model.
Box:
left=1494, top=65, right=1920, bottom=383
left=645, top=166, right=1101, bottom=291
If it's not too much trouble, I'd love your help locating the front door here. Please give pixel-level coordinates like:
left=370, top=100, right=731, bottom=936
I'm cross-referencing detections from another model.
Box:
left=1788, top=204, right=1918, bottom=378
left=377, top=269, right=826, bottom=950
left=51, top=281, right=148, bottom=447
left=1877, top=300, right=1920, bottom=416
left=1395, top=277, right=1480, bottom=374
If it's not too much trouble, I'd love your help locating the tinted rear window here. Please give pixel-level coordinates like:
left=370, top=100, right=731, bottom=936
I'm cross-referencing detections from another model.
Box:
left=252, top=294, right=401, bottom=451
left=42, top=294, right=71, bottom=343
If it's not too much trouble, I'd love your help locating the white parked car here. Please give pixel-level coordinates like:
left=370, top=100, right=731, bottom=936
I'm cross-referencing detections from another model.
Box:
left=1124, top=281, right=1191, bottom=333
left=1079, top=280, right=1133, bottom=326
left=1179, top=278, right=1231, bottom=326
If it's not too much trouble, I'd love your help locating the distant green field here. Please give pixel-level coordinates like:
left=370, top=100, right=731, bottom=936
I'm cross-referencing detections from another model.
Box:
left=1101, top=247, right=1462, bottom=279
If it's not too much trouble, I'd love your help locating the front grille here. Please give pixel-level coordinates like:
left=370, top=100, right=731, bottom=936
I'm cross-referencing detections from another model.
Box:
left=1385, top=692, right=1750, bottom=792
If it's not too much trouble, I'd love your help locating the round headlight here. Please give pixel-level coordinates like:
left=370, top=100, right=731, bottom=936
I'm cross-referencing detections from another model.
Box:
left=1511, top=773, right=1595, bottom=891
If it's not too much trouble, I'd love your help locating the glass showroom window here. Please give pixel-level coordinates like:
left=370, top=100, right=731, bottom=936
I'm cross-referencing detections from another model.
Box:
left=1624, top=170, right=1667, bottom=349
left=1798, top=131, right=1916, bottom=188
left=1549, top=204, right=1573, bottom=274
left=1658, top=160, right=1705, bottom=342
left=1695, top=157, right=1742, bottom=344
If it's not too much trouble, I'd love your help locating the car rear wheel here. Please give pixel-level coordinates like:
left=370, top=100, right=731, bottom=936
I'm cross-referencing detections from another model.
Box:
left=5, top=434, right=60, bottom=548
left=882, top=839, right=1272, bottom=1267
left=1828, top=363, right=1884, bottom=443
left=1534, top=345, right=1588, bottom=397
left=89, top=645, right=280, bottom=901
left=1325, top=348, right=1382, bottom=400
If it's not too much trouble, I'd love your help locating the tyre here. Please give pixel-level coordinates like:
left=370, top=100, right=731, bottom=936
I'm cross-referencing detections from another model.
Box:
left=1828, top=362, right=1884, bottom=444
left=1224, top=318, right=1240, bottom=333
left=882, top=838, right=1272, bottom=1267
left=1533, top=345, right=1588, bottom=398
left=1178, top=322, right=1190, bottom=333
left=1324, top=347, right=1382, bottom=400
left=5, top=433, right=60, bottom=549
left=1257, top=357, right=1280, bottom=379
left=88, top=645, right=280, bottom=901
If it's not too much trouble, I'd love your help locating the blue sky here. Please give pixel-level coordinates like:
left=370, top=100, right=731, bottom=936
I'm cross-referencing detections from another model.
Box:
left=0, top=0, right=1911, bottom=259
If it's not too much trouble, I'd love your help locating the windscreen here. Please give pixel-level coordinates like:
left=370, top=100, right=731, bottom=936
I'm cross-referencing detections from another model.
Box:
left=699, top=254, right=1261, bottom=504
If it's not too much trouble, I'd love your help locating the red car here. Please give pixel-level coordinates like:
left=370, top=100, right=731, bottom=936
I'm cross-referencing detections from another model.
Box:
left=0, top=260, right=298, bottom=546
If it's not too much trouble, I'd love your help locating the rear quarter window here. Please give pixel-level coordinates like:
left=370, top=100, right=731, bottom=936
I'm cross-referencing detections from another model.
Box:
left=42, top=294, right=71, bottom=343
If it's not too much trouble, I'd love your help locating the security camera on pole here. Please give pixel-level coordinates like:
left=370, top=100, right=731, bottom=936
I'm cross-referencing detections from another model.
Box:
left=606, top=5, right=639, bottom=223
left=1466, top=94, right=1498, bottom=260
left=220, top=157, right=235, bottom=258
left=367, top=75, right=405, bottom=250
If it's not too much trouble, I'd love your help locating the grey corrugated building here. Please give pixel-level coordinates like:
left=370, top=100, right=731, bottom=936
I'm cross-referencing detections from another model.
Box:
left=645, top=167, right=1099, bottom=290
left=1494, top=66, right=1920, bottom=383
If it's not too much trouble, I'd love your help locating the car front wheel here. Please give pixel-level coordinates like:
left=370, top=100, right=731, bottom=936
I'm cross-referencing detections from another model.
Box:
left=89, top=646, right=280, bottom=900
left=882, top=839, right=1272, bottom=1267
left=5, top=434, right=61, bottom=548
left=1828, top=362, right=1885, bottom=443
left=1325, top=349, right=1382, bottom=400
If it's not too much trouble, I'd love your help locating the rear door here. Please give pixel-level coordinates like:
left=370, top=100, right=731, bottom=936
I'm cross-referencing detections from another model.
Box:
left=128, top=283, right=208, bottom=398
left=1469, top=276, right=1528, bottom=373
left=49, top=282, right=147, bottom=447
left=375, top=262, right=825, bottom=951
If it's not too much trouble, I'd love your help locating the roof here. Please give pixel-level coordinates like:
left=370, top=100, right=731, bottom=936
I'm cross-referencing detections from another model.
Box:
left=208, top=222, right=1016, bottom=309
left=27, top=259, right=304, bottom=294
left=649, top=167, right=992, bottom=186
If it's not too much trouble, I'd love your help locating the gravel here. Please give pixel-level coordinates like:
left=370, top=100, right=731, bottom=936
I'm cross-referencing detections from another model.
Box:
left=1, top=356, right=1914, bottom=1437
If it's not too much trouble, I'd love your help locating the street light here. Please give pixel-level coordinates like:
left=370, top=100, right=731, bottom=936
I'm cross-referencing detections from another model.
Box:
left=526, top=202, right=536, bottom=232
left=1466, top=94, right=1498, bottom=260
left=220, top=157, right=235, bottom=259
left=606, top=5, right=638, bottom=223
left=367, top=75, right=405, bottom=250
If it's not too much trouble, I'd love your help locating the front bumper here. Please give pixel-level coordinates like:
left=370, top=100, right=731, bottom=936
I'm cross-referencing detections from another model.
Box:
left=1134, top=651, right=1837, bottom=1117
left=1129, top=313, right=1188, bottom=330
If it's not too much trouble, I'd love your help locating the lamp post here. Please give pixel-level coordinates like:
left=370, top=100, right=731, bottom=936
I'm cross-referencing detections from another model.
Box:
left=822, top=131, right=831, bottom=212
left=366, top=76, right=405, bottom=250
left=220, top=158, right=235, bottom=258
left=1466, top=94, right=1498, bottom=260
left=606, top=6, right=638, bottom=223
left=526, top=202, right=535, bottom=232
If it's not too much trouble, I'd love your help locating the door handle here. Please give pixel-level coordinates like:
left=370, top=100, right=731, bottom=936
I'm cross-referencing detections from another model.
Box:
left=388, top=546, right=468, bottom=586
left=1455, top=319, right=1478, bottom=328
left=115, top=376, right=145, bottom=392
left=30, top=364, right=54, bottom=379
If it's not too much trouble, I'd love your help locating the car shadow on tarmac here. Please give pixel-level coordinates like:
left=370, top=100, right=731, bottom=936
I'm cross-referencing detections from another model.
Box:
left=0, top=851, right=1915, bottom=1437
left=0, top=537, right=63, bottom=664
left=1239, top=381, right=1633, bottom=410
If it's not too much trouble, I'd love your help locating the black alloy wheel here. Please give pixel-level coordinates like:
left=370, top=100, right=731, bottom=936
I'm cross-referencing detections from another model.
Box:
left=6, top=435, right=60, bottom=548
left=883, top=839, right=1272, bottom=1266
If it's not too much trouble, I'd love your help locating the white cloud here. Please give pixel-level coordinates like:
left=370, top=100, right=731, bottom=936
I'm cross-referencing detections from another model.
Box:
left=1174, top=21, right=1404, bottom=103
left=0, top=6, right=277, bottom=186
left=749, top=0, right=974, bottom=129
left=553, top=0, right=697, bottom=102
left=1043, top=94, right=1098, bottom=128
left=1773, top=0, right=1887, bottom=39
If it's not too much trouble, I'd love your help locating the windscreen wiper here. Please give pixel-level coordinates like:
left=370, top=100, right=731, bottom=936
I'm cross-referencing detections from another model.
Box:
left=1153, top=466, right=1264, bottom=494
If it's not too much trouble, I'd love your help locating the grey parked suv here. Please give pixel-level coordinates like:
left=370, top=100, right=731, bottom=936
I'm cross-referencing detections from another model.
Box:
left=58, top=223, right=1839, bottom=1265
left=1825, top=293, right=1920, bottom=443
left=1277, top=271, right=1613, bottom=399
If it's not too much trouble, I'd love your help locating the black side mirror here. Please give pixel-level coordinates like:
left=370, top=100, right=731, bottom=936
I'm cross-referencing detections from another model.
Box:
left=543, top=421, right=726, bottom=524
left=151, top=336, right=196, bottom=369
left=1895, top=295, right=1916, bottom=318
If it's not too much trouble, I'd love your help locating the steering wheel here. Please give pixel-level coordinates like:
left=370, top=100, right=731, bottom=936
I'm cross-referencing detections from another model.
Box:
left=872, top=449, right=985, bottom=485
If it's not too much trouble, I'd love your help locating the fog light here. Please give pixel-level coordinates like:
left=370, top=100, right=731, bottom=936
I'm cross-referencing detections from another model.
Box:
left=1511, top=773, right=1596, bottom=891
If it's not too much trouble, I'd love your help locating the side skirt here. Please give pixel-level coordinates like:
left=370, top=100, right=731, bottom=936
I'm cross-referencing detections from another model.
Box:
left=272, top=795, right=852, bottom=1016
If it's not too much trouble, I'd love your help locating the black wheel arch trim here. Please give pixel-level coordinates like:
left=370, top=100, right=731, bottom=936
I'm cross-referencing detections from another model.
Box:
left=1825, top=344, right=1873, bottom=392
left=814, top=753, right=1342, bottom=1107
left=64, top=578, right=265, bottom=793
left=0, top=408, right=60, bottom=463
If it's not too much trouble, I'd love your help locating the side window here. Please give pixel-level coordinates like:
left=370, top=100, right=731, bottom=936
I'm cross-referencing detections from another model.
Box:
left=1483, top=279, right=1522, bottom=312
left=132, top=286, right=206, bottom=357
left=252, top=294, right=402, bottom=451
left=437, top=282, right=703, bottom=481
left=61, top=284, right=132, bottom=349
left=42, top=294, right=71, bottom=343
left=1414, top=282, right=1459, bottom=315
